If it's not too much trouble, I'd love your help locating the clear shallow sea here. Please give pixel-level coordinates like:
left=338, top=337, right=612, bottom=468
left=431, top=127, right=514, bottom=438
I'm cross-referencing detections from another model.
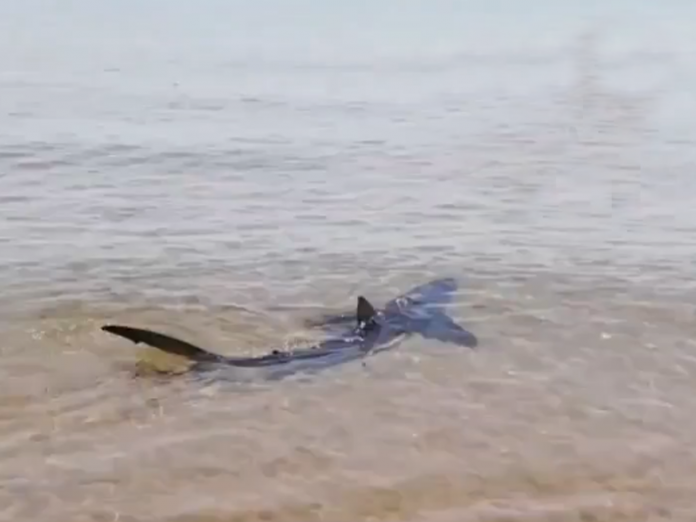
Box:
left=2, top=1, right=696, bottom=520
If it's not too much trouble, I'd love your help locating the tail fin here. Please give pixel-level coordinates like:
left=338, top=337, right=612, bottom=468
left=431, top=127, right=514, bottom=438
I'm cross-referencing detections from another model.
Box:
left=417, top=312, right=478, bottom=348
left=101, top=325, right=224, bottom=362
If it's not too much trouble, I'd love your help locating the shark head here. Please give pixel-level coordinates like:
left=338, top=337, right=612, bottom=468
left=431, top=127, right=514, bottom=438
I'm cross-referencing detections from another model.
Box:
left=322, top=279, right=476, bottom=350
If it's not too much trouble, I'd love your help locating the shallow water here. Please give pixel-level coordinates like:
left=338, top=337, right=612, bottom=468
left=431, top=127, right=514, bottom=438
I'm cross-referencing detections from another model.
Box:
left=3, top=1, right=696, bottom=520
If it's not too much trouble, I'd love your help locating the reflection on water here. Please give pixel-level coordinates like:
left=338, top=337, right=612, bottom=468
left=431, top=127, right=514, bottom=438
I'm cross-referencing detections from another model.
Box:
left=2, top=2, right=696, bottom=520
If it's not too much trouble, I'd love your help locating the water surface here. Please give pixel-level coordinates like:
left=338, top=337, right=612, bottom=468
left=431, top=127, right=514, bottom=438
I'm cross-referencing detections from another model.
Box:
left=2, top=1, right=696, bottom=520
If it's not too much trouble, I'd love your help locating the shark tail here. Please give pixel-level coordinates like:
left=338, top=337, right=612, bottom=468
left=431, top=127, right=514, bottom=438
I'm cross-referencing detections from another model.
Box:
left=101, top=325, right=225, bottom=363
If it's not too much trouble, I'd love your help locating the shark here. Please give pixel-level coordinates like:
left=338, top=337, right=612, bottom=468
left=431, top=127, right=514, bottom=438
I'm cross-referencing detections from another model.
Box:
left=100, top=277, right=477, bottom=381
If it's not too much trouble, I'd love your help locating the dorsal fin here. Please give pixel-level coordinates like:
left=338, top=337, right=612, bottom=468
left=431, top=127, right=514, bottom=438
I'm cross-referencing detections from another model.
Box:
left=356, top=296, right=376, bottom=327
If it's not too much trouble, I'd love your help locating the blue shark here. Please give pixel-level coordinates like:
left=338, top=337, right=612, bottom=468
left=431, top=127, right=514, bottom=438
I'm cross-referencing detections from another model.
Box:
left=101, top=277, right=477, bottom=381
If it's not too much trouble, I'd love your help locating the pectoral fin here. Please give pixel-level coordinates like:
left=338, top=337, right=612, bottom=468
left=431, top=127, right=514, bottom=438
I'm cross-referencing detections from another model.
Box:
left=418, top=313, right=478, bottom=348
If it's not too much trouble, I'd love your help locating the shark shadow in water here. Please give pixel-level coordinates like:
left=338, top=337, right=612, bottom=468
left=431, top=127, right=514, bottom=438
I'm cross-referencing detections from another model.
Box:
left=101, top=277, right=477, bottom=381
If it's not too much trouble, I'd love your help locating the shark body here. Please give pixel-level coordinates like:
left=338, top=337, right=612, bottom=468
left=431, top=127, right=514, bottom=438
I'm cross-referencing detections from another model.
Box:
left=101, top=277, right=477, bottom=380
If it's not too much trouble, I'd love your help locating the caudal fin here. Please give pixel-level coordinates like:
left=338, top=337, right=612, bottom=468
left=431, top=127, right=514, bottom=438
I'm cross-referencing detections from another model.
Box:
left=101, top=324, right=224, bottom=362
